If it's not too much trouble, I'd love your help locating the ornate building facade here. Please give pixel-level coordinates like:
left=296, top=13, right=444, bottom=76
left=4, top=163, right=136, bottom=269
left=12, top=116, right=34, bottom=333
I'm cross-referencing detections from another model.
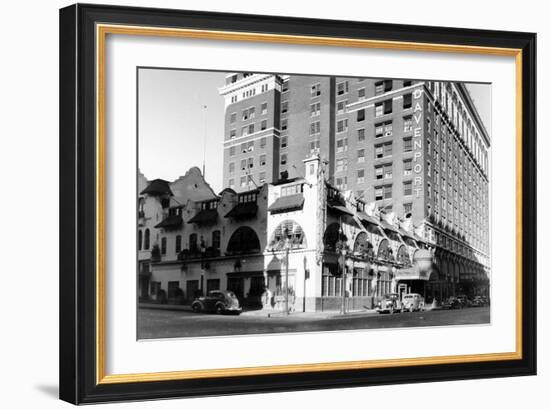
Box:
left=138, top=152, right=488, bottom=312
left=217, top=73, right=491, bottom=306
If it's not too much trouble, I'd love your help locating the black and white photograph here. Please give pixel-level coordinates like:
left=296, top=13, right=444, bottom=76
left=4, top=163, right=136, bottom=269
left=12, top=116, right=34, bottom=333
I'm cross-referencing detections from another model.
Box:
left=136, top=69, right=492, bottom=339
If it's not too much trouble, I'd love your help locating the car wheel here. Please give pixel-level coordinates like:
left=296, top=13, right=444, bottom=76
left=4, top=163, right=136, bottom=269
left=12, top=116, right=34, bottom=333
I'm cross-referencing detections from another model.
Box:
left=192, top=304, right=201, bottom=313
left=215, top=304, right=225, bottom=314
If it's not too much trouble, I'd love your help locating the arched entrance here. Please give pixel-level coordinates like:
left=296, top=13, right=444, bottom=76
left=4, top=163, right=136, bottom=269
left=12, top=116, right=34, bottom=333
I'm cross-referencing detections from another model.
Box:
left=226, top=226, right=261, bottom=255
left=225, top=227, right=262, bottom=307
left=323, top=222, right=345, bottom=252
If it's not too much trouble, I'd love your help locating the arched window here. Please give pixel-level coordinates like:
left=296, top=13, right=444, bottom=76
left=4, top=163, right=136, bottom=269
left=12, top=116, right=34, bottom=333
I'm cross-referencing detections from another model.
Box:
left=377, top=239, right=393, bottom=261
left=138, top=197, right=145, bottom=217
left=323, top=223, right=347, bottom=251
left=144, top=229, right=150, bottom=250
left=269, top=220, right=307, bottom=251
left=138, top=230, right=143, bottom=251
left=227, top=227, right=261, bottom=255
left=353, top=232, right=374, bottom=258
left=396, top=245, right=411, bottom=266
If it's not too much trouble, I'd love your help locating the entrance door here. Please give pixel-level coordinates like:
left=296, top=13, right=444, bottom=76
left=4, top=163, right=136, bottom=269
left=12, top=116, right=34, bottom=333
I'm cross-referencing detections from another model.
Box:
left=227, top=276, right=244, bottom=300
left=139, top=276, right=150, bottom=299
left=248, top=276, right=265, bottom=308
left=186, top=280, right=199, bottom=303
left=398, top=283, right=408, bottom=300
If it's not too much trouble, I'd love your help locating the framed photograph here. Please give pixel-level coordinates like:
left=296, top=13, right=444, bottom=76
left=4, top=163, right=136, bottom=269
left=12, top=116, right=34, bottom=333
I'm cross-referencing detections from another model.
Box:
left=59, top=3, right=537, bottom=404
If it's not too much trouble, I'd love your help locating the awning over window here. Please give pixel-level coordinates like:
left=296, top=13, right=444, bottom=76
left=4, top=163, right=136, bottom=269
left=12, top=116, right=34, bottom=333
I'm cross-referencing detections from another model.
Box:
left=394, top=265, right=436, bottom=281
left=414, top=234, right=427, bottom=244
left=357, top=212, right=380, bottom=225
left=225, top=202, right=258, bottom=219
left=268, top=194, right=304, bottom=214
left=154, top=215, right=183, bottom=229
left=399, top=228, right=416, bottom=241
left=226, top=270, right=264, bottom=278
left=188, top=208, right=218, bottom=224
left=328, top=204, right=354, bottom=216
left=380, top=220, right=400, bottom=234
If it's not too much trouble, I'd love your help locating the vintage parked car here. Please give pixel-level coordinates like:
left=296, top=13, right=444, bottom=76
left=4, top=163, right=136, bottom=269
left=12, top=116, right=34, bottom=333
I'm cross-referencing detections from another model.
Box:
left=402, top=293, right=425, bottom=312
left=471, top=295, right=489, bottom=307
left=441, top=296, right=463, bottom=309
left=456, top=294, right=470, bottom=307
left=191, top=290, right=242, bottom=314
left=376, top=293, right=402, bottom=314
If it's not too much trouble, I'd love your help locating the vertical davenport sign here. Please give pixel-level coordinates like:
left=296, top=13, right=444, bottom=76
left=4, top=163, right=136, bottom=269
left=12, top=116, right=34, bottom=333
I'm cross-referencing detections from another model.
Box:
left=412, top=88, right=424, bottom=198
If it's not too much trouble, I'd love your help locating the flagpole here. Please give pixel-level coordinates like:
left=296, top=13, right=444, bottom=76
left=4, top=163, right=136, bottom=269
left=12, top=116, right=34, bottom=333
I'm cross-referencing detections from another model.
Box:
left=202, top=104, right=207, bottom=177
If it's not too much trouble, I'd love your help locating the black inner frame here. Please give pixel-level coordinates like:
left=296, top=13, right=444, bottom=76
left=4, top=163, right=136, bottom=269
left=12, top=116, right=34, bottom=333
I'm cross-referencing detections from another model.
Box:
left=59, top=3, right=536, bottom=404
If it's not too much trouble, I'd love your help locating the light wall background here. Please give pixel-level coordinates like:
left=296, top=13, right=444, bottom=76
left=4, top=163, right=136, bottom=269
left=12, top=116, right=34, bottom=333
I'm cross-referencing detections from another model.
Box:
left=0, top=0, right=545, bottom=408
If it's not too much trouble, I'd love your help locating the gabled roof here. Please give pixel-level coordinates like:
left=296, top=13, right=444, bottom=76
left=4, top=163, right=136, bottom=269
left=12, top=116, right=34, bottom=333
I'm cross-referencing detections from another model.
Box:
left=170, top=167, right=218, bottom=203
left=268, top=194, right=304, bottom=214
left=140, top=179, right=172, bottom=196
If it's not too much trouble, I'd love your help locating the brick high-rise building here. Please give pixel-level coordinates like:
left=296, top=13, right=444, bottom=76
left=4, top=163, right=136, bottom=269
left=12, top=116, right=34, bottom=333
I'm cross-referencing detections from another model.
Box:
left=219, top=74, right=491, bottom=292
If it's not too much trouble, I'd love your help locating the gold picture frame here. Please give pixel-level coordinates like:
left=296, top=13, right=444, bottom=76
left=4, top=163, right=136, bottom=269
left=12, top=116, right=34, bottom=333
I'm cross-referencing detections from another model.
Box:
left=60, top=4, right=536, bottom=404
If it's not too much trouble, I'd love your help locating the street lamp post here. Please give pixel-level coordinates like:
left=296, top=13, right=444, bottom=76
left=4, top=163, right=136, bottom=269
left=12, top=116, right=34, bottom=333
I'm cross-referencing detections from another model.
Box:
left=336, top=219, right=349, bottom=315
left=340, top=246, right=348, bottom=314
left=283, top=228, right=292, bottom=316
left=285, top=239, right=290, bottom=315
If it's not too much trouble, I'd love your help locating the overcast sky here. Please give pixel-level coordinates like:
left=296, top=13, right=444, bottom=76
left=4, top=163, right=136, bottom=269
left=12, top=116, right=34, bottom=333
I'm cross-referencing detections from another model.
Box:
left=138, top=69, right=491, bottom=193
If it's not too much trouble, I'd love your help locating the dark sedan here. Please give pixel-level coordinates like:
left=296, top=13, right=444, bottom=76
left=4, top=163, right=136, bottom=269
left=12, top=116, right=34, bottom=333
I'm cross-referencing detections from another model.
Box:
left=191, top=290, right=242, bottom=314
left=441, top=297, right=463, bottom=310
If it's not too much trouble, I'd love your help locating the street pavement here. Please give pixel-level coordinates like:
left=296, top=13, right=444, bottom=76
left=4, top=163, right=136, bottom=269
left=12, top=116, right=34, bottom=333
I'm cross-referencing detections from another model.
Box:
left=137, top=306, right=490, bottom=339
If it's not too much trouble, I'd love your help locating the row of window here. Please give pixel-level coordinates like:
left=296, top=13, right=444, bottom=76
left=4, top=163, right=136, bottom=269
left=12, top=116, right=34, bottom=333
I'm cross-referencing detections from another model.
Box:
left=228, top=119, right=270, bottom=139
left=371, top=183, right=415, bottom=200
left=424, top=145, right=489, bottom=214
left=325, top=115, right=417, bottom=143
left=228, top=155, right=268, bottom=174
left=354, top=93, right=413, bottom=122
left=228, top=137, right=268, bottom=156
left=333, top=137, right=413, bottom=159
left=335, top=159, right=414, bottom=178
left=321, top=273, right=392, bottom=298
left=158, top=231, right=222, bottom=256
left=228, top=173, right=267, bottom=189
left=426, top=204, right=489, bottom=251
left=229, top=102, right=269, bottom=124
left=427, top=190, right=488, bottom=231
left=140, top=229, right=224, bottom=255
left=429, top=81, right=488, bottom=174
left=423, top=122, right=489, bottom=205
left=335, top=79, right=411, bottom=100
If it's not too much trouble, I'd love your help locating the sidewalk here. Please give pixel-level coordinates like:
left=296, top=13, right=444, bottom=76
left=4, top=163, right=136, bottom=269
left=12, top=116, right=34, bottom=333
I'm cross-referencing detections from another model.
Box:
left=241, top=307, right=378, bottom=319
left=139, top=302, right=193, bottom=312
left=139, top=302, right=379, bottom=319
